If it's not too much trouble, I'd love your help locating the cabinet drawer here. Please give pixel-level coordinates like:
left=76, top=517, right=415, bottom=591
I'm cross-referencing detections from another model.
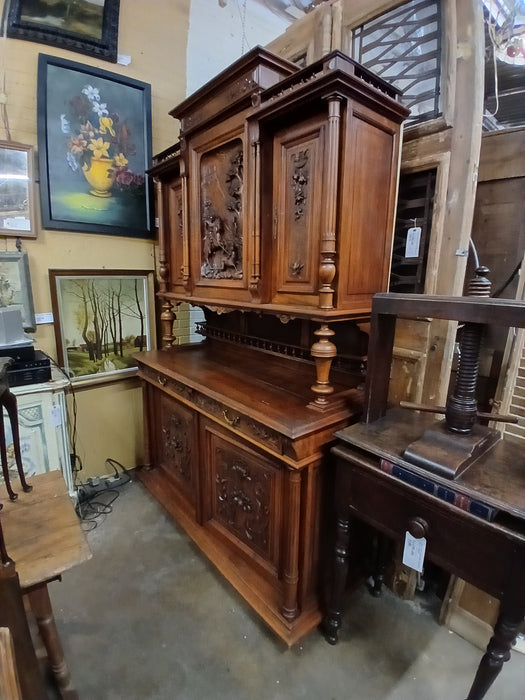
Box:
left=339, top=460, right=514, bottom=598
left=140, top=364, right=284, bottom=455
left=200, top=418, right=283, bottom=578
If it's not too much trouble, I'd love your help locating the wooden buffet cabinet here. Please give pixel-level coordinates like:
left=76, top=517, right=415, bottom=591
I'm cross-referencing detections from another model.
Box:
left=137, top=47, right=409, bottom=644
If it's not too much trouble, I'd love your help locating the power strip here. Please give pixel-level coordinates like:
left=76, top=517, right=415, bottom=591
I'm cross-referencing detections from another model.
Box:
left=76, top=474, right=130, bottom=503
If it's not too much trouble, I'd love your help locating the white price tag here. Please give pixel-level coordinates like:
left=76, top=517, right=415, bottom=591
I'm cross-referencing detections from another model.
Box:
left=3, top=217, right=30, bottom=231
left=405, top=226, right=422, bottom=259
left=51, top=405, right=62, bottom=428
left=402, top=531, right=426, bottom=572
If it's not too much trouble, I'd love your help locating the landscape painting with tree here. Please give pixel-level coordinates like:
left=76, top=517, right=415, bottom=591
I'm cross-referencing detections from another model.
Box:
left=49, top=270, right=153, bottom=382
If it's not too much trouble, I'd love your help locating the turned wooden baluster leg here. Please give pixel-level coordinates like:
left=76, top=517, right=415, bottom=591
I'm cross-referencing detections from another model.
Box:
left=322, top=510, right=351, bottom=645
left=3, top=390, right=31, bottom=494
left=370, top=533, right=390, bottom=598
left=310, top=324, right=337, bottom=410
left=27, top=583, right=78, bottom=700
left=160, top=297, right=176, bottom=349
left=465, top=606, right=524, bottom=700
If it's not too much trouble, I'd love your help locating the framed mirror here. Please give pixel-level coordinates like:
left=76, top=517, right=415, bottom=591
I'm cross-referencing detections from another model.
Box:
left=0, top=141, right=36, bottom=238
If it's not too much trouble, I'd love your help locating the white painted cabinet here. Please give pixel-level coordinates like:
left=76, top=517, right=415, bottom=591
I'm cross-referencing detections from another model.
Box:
left=3, top=374, right=74, bottom=496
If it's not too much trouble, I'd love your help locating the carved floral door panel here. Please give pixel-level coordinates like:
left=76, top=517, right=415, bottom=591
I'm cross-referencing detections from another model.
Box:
left=156, top=392, right=197, bottom=510
left=271, top=116, right=325, bottom=307
left=200, top=418, right=283, bottom=579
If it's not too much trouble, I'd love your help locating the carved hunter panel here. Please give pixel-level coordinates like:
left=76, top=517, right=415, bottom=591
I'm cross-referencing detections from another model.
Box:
left=273, top=119, right=324, bottom=301
left=200, top=139, right=244, bottom=281
left=207, top=430, right=280, bottom=565
left=158, top=393, right=196, bottom=506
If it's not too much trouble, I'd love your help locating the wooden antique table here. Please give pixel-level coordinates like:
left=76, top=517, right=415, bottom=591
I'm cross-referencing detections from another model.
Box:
left=0, top=470, right=91, bottom=698
left=322, top=292, right=525, bottom=700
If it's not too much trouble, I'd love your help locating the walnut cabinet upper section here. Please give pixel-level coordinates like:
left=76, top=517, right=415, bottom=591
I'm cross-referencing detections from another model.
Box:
left=151, top=48, right=409, bottom=327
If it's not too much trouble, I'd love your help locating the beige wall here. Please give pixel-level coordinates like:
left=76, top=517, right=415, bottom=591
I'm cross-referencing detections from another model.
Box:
left=0, top=0, right=190, bottom=477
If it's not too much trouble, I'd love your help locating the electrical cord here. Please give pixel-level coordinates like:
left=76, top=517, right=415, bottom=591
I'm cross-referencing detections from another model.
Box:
left=38, top=352, right=133, bottom=529
left=74, top=458, right=132, bottom=530
left=40, top=351, right=81, bottom=483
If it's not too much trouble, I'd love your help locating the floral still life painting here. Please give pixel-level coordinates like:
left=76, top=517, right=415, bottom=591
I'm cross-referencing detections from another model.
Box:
left=49, top=270, right=154, bottom=383
left=37, top=55, right=152, bottom=237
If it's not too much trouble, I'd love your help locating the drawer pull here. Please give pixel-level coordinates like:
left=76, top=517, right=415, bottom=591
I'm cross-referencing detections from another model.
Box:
left=157, top=375, right=167, bottom=387
left=407, top=517, right=429, bottom=539
left=223, top=409, right=240, bottom=427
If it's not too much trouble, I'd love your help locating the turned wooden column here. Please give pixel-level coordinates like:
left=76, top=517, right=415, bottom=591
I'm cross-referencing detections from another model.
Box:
left=180, top=141, right=191, bottom=292
left=155, top=175, right=176, bottom=349
left=281, top=468, right=302, bottom=621
left=310, top=324, right=337, bottom=409
left=249, top=137, right=262, bottom=300
left=318, top=95, right=341, bottom=310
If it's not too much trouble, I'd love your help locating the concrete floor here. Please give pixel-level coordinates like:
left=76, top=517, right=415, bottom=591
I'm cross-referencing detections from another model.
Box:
left=48, top=478, right=525, bottom=700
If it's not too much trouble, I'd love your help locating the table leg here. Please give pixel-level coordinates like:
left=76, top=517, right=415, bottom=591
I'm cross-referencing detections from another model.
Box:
left=465, top=607, right=523, bottom=700
left=322, top=511, right=351, bottom=645
left=0, top=563, right=46, bottom=699
left=370, top=533, right=390, bottom=598
left=26, top=583, right=78, bottom=700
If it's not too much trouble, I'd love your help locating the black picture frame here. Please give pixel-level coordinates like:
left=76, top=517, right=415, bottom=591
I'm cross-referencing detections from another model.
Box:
left=7, top=0, right=120, bottom=62
left=37, top=54, right=153, bottom=239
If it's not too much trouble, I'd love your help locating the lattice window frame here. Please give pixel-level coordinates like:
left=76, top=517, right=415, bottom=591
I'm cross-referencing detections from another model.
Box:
left=352, top=0, right=443, bottom=126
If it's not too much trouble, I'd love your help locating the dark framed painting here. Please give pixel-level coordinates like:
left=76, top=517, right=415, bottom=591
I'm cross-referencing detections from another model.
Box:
left=7, top=0, right=120, bottom=62
left=37, top=54, right=153, bottom=239
left=49, top=269, right=155, bottom=384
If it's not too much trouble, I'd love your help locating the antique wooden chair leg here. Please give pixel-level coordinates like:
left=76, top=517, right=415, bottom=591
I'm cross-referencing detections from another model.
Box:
left=321, top=512, right=351, bottom=645
left=465, top=606, right=523, bottom=700
left=2, top=391, right=31, bottom=494
left=0, top=408, right=17, bottom=501
left=26, top=583, right=78, bottom=700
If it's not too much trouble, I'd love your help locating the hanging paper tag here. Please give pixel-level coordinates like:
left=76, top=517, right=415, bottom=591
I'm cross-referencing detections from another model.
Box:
left=405, top=226, right=422, bottom=259
left=51, top=405, right=62, bottom=428
left=402, top=531, right=426, bottom=572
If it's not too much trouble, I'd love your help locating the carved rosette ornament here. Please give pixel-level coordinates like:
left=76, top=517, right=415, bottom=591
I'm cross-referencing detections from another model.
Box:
left=215, top=449, right=271, bottom=555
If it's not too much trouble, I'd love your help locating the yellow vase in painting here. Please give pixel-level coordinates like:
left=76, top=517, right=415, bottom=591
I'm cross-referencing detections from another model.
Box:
left=82, top=157, right=115, bottom=198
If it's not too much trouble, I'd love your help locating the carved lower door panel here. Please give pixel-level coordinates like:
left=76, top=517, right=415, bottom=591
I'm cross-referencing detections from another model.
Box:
left=200, top=417, right=282, bottom=581
left=155, top=391, right=198, bottom=511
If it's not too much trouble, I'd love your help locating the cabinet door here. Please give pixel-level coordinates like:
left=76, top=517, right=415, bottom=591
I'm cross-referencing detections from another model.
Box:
left=165, top=175, right=185, bottom=292
left=187, top=114, right=251, bottom=302
left=200, top=418, right=282, bottom=578
left=271, top=115, right=325, bottom=307
left=155, top=391, right=197, bottom=510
